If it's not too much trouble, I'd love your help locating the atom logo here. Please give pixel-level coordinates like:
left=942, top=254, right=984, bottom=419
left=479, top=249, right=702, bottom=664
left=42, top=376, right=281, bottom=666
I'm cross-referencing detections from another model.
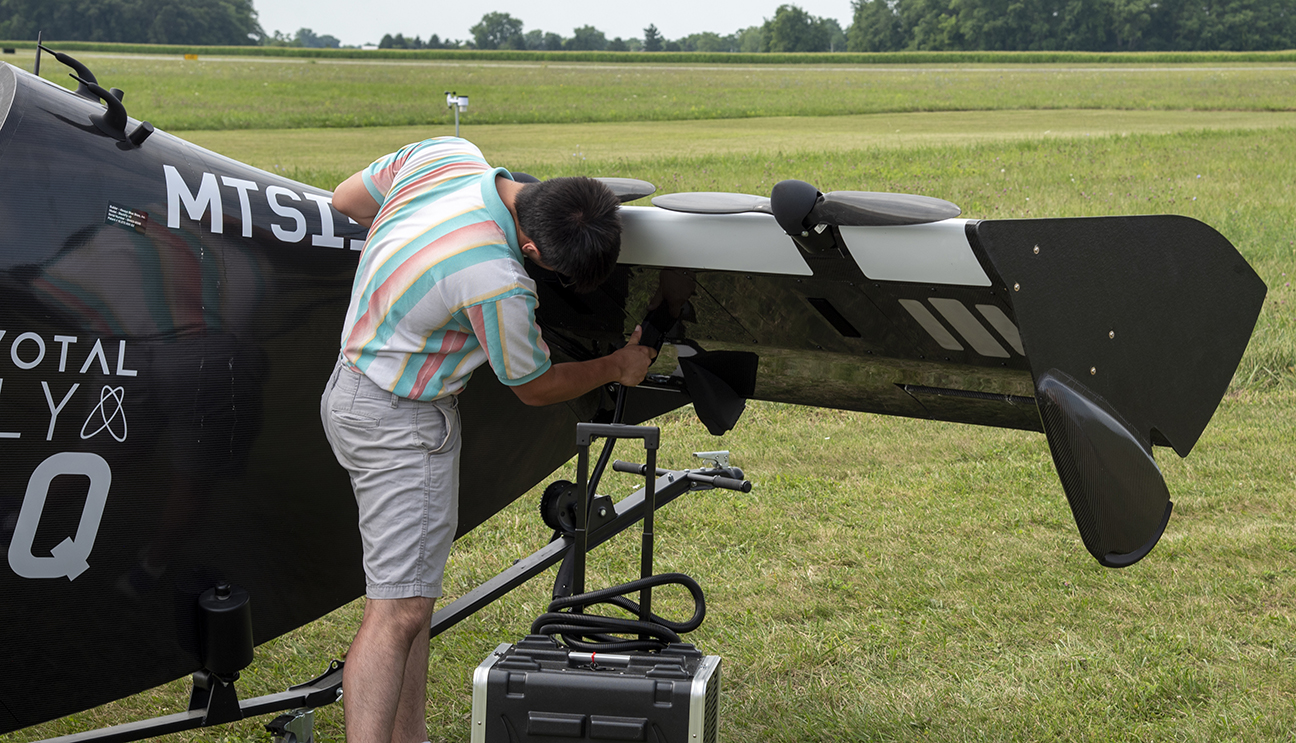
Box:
left=81, top=386, right=127, bottom=442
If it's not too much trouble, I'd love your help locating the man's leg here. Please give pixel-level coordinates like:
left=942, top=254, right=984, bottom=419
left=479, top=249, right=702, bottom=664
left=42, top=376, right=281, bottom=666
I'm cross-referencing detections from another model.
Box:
left=323, top=367, right=461, bottom=743
left=343, top=596, right=436, bottom=743
left=391, top=602, right=434, bottom=743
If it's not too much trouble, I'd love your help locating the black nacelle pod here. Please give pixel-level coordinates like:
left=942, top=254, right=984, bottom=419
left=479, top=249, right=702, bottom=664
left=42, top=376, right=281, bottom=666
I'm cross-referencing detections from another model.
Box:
left=770, top=178, right=822, bottom=237
left=198, top=582, right=254, bottom=678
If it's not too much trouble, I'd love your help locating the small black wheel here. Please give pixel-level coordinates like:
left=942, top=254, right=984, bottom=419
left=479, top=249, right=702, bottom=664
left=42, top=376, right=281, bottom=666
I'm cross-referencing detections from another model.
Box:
left=539, top=480, right=580, bottom=533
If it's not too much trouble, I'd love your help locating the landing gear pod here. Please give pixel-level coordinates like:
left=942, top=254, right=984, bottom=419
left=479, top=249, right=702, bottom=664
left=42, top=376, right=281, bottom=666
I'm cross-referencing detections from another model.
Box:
left=1036, top=372, right=1172, bottom=567
left=198, top=581, right=254, bottom=678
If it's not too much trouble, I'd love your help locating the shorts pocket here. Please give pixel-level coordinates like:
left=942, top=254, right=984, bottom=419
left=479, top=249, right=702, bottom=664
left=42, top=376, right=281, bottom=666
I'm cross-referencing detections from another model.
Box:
left=416, top=400, right=455, bottom=453
left=330, top=409, right=379, bottom=429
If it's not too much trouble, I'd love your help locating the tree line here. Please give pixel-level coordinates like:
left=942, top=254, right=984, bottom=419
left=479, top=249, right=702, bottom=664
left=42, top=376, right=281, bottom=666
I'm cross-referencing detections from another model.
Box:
left=2, top=0, right=1290, bottom=51
left=393, top=1, right=1293, bottom=53
left=0, top=0, right=261, bottom=45
left=450, top=7, right=847, bottom=53
left=848, top=0, right=1296, bottom=51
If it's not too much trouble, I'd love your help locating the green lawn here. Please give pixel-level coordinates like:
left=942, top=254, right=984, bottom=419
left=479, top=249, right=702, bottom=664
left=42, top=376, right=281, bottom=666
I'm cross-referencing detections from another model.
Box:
left=18, top=391, right=1295, bottom=743
left=183, top=109, right=1296, bottom=181
left=11, top=52, right=1296, bottom=130
left=6, top=56, right=1294, bottom=742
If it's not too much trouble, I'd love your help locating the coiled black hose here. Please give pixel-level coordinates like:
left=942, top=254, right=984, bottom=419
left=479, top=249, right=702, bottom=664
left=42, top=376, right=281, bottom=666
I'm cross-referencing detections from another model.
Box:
left=531, top=572, right=706, bottom=653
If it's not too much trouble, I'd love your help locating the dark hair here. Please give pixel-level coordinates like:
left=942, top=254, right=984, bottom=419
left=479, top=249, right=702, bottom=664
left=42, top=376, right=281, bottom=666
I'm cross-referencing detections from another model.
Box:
left=514, top=177, right=621, bottom=293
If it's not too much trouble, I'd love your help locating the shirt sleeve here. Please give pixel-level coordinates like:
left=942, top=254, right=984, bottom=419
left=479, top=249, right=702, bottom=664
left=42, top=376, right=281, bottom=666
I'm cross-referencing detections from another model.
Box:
left=361, top=143, right=416, bottom=203
left=464, top=291, right=552, bottom=386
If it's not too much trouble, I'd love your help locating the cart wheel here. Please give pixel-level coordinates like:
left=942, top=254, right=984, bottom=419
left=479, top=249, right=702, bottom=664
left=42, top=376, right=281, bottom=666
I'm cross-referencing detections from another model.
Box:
left=539, top=480, right=580, bottom=533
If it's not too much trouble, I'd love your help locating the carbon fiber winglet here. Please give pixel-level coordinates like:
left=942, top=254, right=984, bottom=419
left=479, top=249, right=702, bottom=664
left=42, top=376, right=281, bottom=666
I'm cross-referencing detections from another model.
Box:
left=973, top=216, right=1266, bottom=566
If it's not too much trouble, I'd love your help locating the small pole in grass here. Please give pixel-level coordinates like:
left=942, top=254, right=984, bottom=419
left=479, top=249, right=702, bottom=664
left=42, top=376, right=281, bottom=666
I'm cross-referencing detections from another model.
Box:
left=444, top=91, right=468, bottom=137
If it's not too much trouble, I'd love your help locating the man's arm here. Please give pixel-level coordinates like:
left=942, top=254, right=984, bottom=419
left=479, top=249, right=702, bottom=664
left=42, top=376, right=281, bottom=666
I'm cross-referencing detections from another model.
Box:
left=333, top=171, right=380, bottom=228
left=511, top=327, right=657, bottom=407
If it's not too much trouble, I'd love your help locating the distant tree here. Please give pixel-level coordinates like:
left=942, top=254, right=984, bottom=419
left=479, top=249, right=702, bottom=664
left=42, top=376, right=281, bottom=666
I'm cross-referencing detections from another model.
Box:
left=900, top=0, right=960, bottom=50
left=1107, top=0, right=1154, bottom=49
left=643, top=23, right=664, bottom=51
left=625, top=37, right=644, bottom=51
left=848, top=0, right=906, bottom=50
left=379, top=33, right=413, bottom=49
left=764, top=4, right=833, bottom=51
left=295, top=27, right=340, bottom=48
left=663, top=40, right=681, bottom=51
left=607, top=36, right=629, bottom=51
left=382, top=33, right=435, bottom=49
left=470, top=11, right=524, bottom=50
left=523, top=29, right=569, bottom=49
left=734, top=25, right=765, bottom=51
left=1053, top=0, right=1111, bottom=50
left=262, top=29, right=295, bottom=46
left=822, top=17, right=847, bottom=50
left=679, top=31, right=728, bottom=51
left=1183, top=0, right=1296, bottom=50
left=565, top=25, right=608, bottom=50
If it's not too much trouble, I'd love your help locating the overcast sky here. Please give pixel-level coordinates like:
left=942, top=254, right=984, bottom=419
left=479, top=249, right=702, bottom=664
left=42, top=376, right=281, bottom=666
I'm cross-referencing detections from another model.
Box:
left=252, top=0, right=856, bottom=47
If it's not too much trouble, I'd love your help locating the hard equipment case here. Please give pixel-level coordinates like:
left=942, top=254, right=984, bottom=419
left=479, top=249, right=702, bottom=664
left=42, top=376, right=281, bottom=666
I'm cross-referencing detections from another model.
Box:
left=471, top=635, right=721, bottom=742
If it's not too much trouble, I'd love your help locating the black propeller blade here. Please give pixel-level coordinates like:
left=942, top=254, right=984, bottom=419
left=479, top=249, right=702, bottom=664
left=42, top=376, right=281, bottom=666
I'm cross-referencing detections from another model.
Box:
left=812, top=190, right=961, bottom=227
left=507, top=175, right=656, bottom=204
left=596, top=177, right=657, bottom=203
left=650, top=192, right=772, bottom=214
left=650, top=183, right=960, bottom=231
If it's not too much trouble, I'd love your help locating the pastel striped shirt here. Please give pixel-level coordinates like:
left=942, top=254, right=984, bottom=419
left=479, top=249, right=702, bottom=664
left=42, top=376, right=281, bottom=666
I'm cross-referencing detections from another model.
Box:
left=339, top=137, right=551, bottom=400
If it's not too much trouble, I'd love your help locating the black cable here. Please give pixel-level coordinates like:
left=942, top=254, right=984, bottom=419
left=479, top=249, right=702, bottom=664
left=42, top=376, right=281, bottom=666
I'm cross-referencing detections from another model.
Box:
left=531, top=572, right=706, bottom=653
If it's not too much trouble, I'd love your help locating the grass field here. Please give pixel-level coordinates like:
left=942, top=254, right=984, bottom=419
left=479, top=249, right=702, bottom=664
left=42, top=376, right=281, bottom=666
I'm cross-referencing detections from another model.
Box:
left=6, top=53, right=1294, bottom=742
left=11, top=53, right=1296, bottom=130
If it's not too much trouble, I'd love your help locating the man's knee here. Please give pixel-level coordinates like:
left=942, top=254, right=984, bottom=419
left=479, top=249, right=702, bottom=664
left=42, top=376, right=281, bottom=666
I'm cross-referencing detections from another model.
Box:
left=362, top=597, right=436, bottom=638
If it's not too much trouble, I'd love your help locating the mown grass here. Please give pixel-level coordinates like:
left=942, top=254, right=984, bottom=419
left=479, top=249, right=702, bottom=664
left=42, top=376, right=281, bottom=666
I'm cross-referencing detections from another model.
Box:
left=6, top=41, right=1296, bottom=65
left=15, top=392, right=1294, bottom=742
left=181, top=109, right=1296, bottom=177
left=6, top=61, right=1294, bottom=742
left=9, top=53, right=1296, bottom=130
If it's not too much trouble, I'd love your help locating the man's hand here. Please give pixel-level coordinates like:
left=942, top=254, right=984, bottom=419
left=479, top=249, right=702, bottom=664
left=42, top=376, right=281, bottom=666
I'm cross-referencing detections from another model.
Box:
left=511, top=326, right=658, bottom=407
left=608, top=325, right=658, bottom=386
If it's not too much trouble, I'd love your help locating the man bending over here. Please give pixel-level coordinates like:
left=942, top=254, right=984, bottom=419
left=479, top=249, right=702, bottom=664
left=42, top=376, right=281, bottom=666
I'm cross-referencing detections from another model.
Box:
left=322, top=136, right=656, bottom=743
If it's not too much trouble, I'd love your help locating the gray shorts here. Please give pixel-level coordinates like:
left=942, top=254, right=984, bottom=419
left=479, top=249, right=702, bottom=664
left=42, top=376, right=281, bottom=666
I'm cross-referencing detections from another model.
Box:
left=320, top=357, right=461, bottom=599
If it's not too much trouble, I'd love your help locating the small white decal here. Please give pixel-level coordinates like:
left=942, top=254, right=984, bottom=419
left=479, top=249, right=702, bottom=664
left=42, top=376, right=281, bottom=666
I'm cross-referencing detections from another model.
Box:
left=81, top=386, right=127, bottom=442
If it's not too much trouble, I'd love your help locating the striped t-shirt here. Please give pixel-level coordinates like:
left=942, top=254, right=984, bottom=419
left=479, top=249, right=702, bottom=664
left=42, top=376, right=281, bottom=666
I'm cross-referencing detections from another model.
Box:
left=339, top=137, right=551, bottom=400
